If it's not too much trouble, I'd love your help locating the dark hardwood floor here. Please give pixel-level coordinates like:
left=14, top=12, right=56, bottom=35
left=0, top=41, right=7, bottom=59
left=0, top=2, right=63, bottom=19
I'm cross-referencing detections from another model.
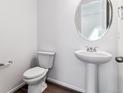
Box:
left=14, top=81, right=81, bottom=93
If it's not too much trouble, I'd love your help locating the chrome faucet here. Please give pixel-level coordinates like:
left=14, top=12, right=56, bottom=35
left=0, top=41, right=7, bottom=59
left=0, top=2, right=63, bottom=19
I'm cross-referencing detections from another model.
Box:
left=86, top=47, right=98, bottom=52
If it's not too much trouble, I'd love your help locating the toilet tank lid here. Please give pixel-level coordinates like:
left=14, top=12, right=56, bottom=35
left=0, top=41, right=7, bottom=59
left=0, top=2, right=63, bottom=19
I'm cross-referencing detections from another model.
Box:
left=37, top=51, right=56, bottom=56
left=23, top=67, right=48, bottom=79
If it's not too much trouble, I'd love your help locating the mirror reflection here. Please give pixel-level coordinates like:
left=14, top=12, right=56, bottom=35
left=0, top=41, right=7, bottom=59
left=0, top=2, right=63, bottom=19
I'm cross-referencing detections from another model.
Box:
left=75, top=0, right=113, bottom=41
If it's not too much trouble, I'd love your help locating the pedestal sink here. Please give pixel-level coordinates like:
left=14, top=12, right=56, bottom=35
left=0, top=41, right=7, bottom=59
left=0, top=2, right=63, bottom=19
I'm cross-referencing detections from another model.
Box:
left=74, top=50, right=112, bottom=93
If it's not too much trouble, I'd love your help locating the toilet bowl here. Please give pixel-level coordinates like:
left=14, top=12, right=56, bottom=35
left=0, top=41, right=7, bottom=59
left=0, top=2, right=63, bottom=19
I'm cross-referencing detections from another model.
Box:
left=23, top=67, right=48, bottom=93
left=23, top=51, right=55, bottom=93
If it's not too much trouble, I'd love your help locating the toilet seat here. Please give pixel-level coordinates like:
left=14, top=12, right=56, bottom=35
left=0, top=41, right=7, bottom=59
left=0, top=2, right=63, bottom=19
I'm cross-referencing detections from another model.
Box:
left=23, top=69, right=48, bottom=85
left=23, top=67, right=48, bottom=79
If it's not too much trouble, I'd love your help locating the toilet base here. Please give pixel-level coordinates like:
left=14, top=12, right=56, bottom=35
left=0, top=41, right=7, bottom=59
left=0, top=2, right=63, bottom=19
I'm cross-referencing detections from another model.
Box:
left=41, top=82, right=47, bottom=92
left=28, top=82, right=47, bottom=93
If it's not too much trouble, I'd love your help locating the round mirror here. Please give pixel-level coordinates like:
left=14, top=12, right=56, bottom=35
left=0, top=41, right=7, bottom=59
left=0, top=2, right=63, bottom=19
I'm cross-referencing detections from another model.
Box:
left=75, top=0, right=113, bottom=41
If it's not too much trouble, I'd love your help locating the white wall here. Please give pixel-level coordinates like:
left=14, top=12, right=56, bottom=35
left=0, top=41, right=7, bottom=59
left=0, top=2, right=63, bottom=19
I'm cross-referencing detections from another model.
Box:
left=116, top=0, right=123, bottom=93
left=38, top=0, right=86, bottom=91
left=38, top=0, right=120, bottom=93
left=0, top=0, right=37, bottom=93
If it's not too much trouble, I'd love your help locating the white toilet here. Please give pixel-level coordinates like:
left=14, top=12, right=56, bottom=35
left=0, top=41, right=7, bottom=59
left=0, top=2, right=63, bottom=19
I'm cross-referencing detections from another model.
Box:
left=23, top=51, right=55, bottom=93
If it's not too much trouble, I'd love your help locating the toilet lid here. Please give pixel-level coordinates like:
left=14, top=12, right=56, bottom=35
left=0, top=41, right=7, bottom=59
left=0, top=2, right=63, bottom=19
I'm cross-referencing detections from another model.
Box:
left=23, top=67, right=47, bottom=79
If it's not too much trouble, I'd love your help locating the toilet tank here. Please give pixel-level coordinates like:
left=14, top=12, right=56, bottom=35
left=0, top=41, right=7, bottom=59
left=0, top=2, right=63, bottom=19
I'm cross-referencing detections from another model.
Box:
left=37, top=51, right=56, bottom=69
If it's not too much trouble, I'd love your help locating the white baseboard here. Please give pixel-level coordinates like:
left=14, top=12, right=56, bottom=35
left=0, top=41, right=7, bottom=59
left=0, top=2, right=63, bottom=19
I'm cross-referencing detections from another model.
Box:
left=7, top=82, right=26, bottom=93
left=47, top=77, right=85, bottom=93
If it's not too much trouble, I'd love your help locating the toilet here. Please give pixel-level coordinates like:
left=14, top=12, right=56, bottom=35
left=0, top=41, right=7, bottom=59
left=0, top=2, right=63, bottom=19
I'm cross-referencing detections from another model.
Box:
left=23, top=51, right=55, bottom=93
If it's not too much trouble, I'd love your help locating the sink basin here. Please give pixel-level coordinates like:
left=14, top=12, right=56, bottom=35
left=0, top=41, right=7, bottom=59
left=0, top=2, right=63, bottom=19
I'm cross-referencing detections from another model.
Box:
left=75, top=50, right=112, bottom=64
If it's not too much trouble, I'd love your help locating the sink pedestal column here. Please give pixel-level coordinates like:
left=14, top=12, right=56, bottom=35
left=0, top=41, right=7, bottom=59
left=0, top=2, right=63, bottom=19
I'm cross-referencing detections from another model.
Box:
left=86, top=64, right=98, bottom=93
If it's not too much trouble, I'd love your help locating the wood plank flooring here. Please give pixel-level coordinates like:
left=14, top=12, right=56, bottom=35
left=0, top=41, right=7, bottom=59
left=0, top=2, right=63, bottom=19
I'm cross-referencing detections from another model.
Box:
left=14, top=81, right=81, bottom=93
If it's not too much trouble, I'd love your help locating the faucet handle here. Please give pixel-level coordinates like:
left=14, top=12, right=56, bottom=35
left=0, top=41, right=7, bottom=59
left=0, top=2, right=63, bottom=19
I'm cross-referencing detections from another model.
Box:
left=93, top=48, right=97, bottom=52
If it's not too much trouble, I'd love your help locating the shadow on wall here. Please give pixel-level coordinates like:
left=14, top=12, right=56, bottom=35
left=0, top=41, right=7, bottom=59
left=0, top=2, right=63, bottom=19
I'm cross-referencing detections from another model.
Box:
left=30, top=55, right=39, bottom=68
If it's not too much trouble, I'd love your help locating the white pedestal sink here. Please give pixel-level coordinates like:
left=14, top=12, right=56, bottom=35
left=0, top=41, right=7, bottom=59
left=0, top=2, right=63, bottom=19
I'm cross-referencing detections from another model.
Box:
left=75, top=50, right=112, bottom=93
